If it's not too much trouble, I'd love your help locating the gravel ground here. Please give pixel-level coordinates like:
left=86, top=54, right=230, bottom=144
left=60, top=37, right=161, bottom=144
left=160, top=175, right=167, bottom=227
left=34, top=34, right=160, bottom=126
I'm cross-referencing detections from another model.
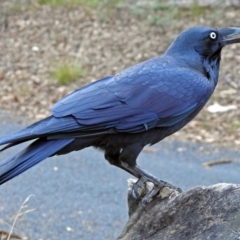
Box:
left=0, top=1, right=240, bottom=148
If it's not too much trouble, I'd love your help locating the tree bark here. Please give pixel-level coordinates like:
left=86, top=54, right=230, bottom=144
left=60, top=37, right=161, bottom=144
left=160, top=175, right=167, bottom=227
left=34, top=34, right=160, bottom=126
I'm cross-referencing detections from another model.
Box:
left=118, top=179, right=240, bottom=240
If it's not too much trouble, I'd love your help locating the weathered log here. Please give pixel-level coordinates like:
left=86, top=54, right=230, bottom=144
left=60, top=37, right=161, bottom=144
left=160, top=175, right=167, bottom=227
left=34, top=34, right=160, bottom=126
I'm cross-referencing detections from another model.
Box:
left=118, top=179, right=240, bottom=240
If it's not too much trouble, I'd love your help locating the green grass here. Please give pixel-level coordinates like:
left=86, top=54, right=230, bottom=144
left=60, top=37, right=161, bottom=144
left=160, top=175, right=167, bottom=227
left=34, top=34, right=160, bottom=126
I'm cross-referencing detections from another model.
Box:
left=38, top=0, right=125, bottom=7
left=230, top=120, right=240, bottom=129
left=38, top=0, right=95, bottom=6
left=10, top=1, right=34, bottom=13
left=130, top=1, right=177, bottom=26
left=190, top=4, right=206, bottom=18
left=130, top=0, right=209, bottom=26
left=10, top=3, right=24, bottom=12
left=52, top=62, right=85, bottom=85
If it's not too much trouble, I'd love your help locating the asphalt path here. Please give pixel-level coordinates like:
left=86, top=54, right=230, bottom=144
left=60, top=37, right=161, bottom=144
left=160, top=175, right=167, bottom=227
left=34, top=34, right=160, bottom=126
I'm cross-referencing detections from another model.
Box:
left=0, top=116, right=239, bottom=239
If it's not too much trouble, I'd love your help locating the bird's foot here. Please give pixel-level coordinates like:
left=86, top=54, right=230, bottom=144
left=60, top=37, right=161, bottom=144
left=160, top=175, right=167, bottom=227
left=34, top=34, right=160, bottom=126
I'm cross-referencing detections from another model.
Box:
left=132, top=177, right=180, bottom=207
left=129, top=177, right=180, bottom=208
left=130, top=166, right=182, bottom=206
left=119, top=162, right=182, bottom=205
left=133, top=165, right=182, bottom=193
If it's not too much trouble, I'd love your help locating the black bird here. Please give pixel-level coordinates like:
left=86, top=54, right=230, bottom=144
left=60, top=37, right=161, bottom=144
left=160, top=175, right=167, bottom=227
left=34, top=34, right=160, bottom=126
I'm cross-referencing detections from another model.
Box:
left=0, top=26, right=240, bottom=200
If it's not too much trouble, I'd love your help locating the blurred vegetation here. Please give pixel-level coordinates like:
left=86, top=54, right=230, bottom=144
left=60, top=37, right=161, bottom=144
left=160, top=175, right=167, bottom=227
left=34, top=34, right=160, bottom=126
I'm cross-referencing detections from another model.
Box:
left=7, top=0, right=216, bottom=26
left=130, top=1, right=209, bottom=26
left=52, top=62, right=87, bottom=85
left=38, top=0, right=126, bottom=7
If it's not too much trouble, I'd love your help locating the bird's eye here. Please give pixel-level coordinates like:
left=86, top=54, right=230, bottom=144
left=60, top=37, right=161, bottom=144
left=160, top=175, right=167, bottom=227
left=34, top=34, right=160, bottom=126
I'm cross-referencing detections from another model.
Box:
left=209, top=31, right=217, bottom=40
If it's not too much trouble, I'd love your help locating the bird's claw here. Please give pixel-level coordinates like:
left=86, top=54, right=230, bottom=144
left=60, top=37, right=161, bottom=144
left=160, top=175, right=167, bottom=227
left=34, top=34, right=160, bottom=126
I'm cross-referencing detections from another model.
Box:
left=131, top=176, right=148, bottom=199
left=131, top=175, right=182, bottom=207
left=141, top=186, right=161, bottom=207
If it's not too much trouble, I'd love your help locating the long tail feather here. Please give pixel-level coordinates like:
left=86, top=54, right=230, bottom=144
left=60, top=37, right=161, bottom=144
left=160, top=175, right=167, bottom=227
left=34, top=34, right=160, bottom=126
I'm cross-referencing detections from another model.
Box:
left=0, top=138, right=73, bottom=185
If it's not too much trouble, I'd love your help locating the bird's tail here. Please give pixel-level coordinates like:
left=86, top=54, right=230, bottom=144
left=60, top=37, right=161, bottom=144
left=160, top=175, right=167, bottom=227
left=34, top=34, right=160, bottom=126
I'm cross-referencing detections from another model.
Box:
left=0, top=138, right=73, bottom=185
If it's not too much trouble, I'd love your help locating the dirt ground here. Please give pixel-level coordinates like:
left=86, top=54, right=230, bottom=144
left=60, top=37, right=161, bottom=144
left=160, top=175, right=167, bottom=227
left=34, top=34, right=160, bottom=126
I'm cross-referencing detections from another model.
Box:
left=0, top=0, right=240, bottom=148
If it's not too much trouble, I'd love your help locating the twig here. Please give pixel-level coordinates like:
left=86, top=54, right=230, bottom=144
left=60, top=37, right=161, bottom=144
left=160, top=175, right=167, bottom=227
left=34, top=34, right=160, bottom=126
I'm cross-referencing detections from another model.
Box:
left=202, top=159, right=232, bottom=169
left=0, top=230, right=21, bottom=240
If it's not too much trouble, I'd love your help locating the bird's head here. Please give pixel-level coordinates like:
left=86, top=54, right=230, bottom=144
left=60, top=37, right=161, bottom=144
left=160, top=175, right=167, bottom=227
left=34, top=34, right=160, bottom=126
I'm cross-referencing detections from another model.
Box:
left=165, top=26, right=240, bottom=66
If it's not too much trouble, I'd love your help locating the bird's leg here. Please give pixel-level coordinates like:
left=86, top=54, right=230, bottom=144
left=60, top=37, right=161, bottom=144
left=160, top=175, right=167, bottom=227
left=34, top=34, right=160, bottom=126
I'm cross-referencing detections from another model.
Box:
left=121, top=162, right=182, bottom=203
left=105, top=146, right=181, bottom=204
left=104, top=150, right=139, bottom=176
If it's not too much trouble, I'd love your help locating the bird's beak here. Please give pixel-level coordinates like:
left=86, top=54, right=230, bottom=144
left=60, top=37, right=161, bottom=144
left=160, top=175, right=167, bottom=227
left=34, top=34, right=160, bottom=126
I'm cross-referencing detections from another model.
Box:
left=220, top=27, right=240, bottom=45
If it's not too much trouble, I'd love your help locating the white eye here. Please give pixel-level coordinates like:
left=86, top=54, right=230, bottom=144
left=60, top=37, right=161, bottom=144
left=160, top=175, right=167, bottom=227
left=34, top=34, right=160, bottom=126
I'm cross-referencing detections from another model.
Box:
left=209, top=31, right=217, bottom=40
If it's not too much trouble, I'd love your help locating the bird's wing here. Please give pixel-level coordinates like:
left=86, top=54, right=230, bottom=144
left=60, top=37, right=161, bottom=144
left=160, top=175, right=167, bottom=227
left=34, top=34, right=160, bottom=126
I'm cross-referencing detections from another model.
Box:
left=0, top=57, right=212, bottom=147
left=52, top=57, right=212, bottom=133
left=0, top=76, right=114, bottom=146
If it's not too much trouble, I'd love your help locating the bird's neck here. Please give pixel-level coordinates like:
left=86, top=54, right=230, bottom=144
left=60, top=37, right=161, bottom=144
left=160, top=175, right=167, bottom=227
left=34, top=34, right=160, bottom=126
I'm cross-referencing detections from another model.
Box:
left=203, top=56, right=221, bottom=88
left=172, top=54, right=220, bottom=89
left=165, top=50, right=206, bottom=75
left=165, top=47, right=221, bottom=89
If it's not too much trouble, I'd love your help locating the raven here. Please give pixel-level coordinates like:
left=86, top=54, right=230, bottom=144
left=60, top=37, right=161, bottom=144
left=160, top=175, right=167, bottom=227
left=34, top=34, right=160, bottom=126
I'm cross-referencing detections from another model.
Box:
left=0, top=26, right=240, bottom=201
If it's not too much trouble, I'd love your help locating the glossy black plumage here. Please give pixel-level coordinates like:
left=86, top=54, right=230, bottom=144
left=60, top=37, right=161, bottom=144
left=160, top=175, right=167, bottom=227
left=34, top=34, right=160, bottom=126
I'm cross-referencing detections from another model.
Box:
left=0, top=26, right=240, bottom=193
